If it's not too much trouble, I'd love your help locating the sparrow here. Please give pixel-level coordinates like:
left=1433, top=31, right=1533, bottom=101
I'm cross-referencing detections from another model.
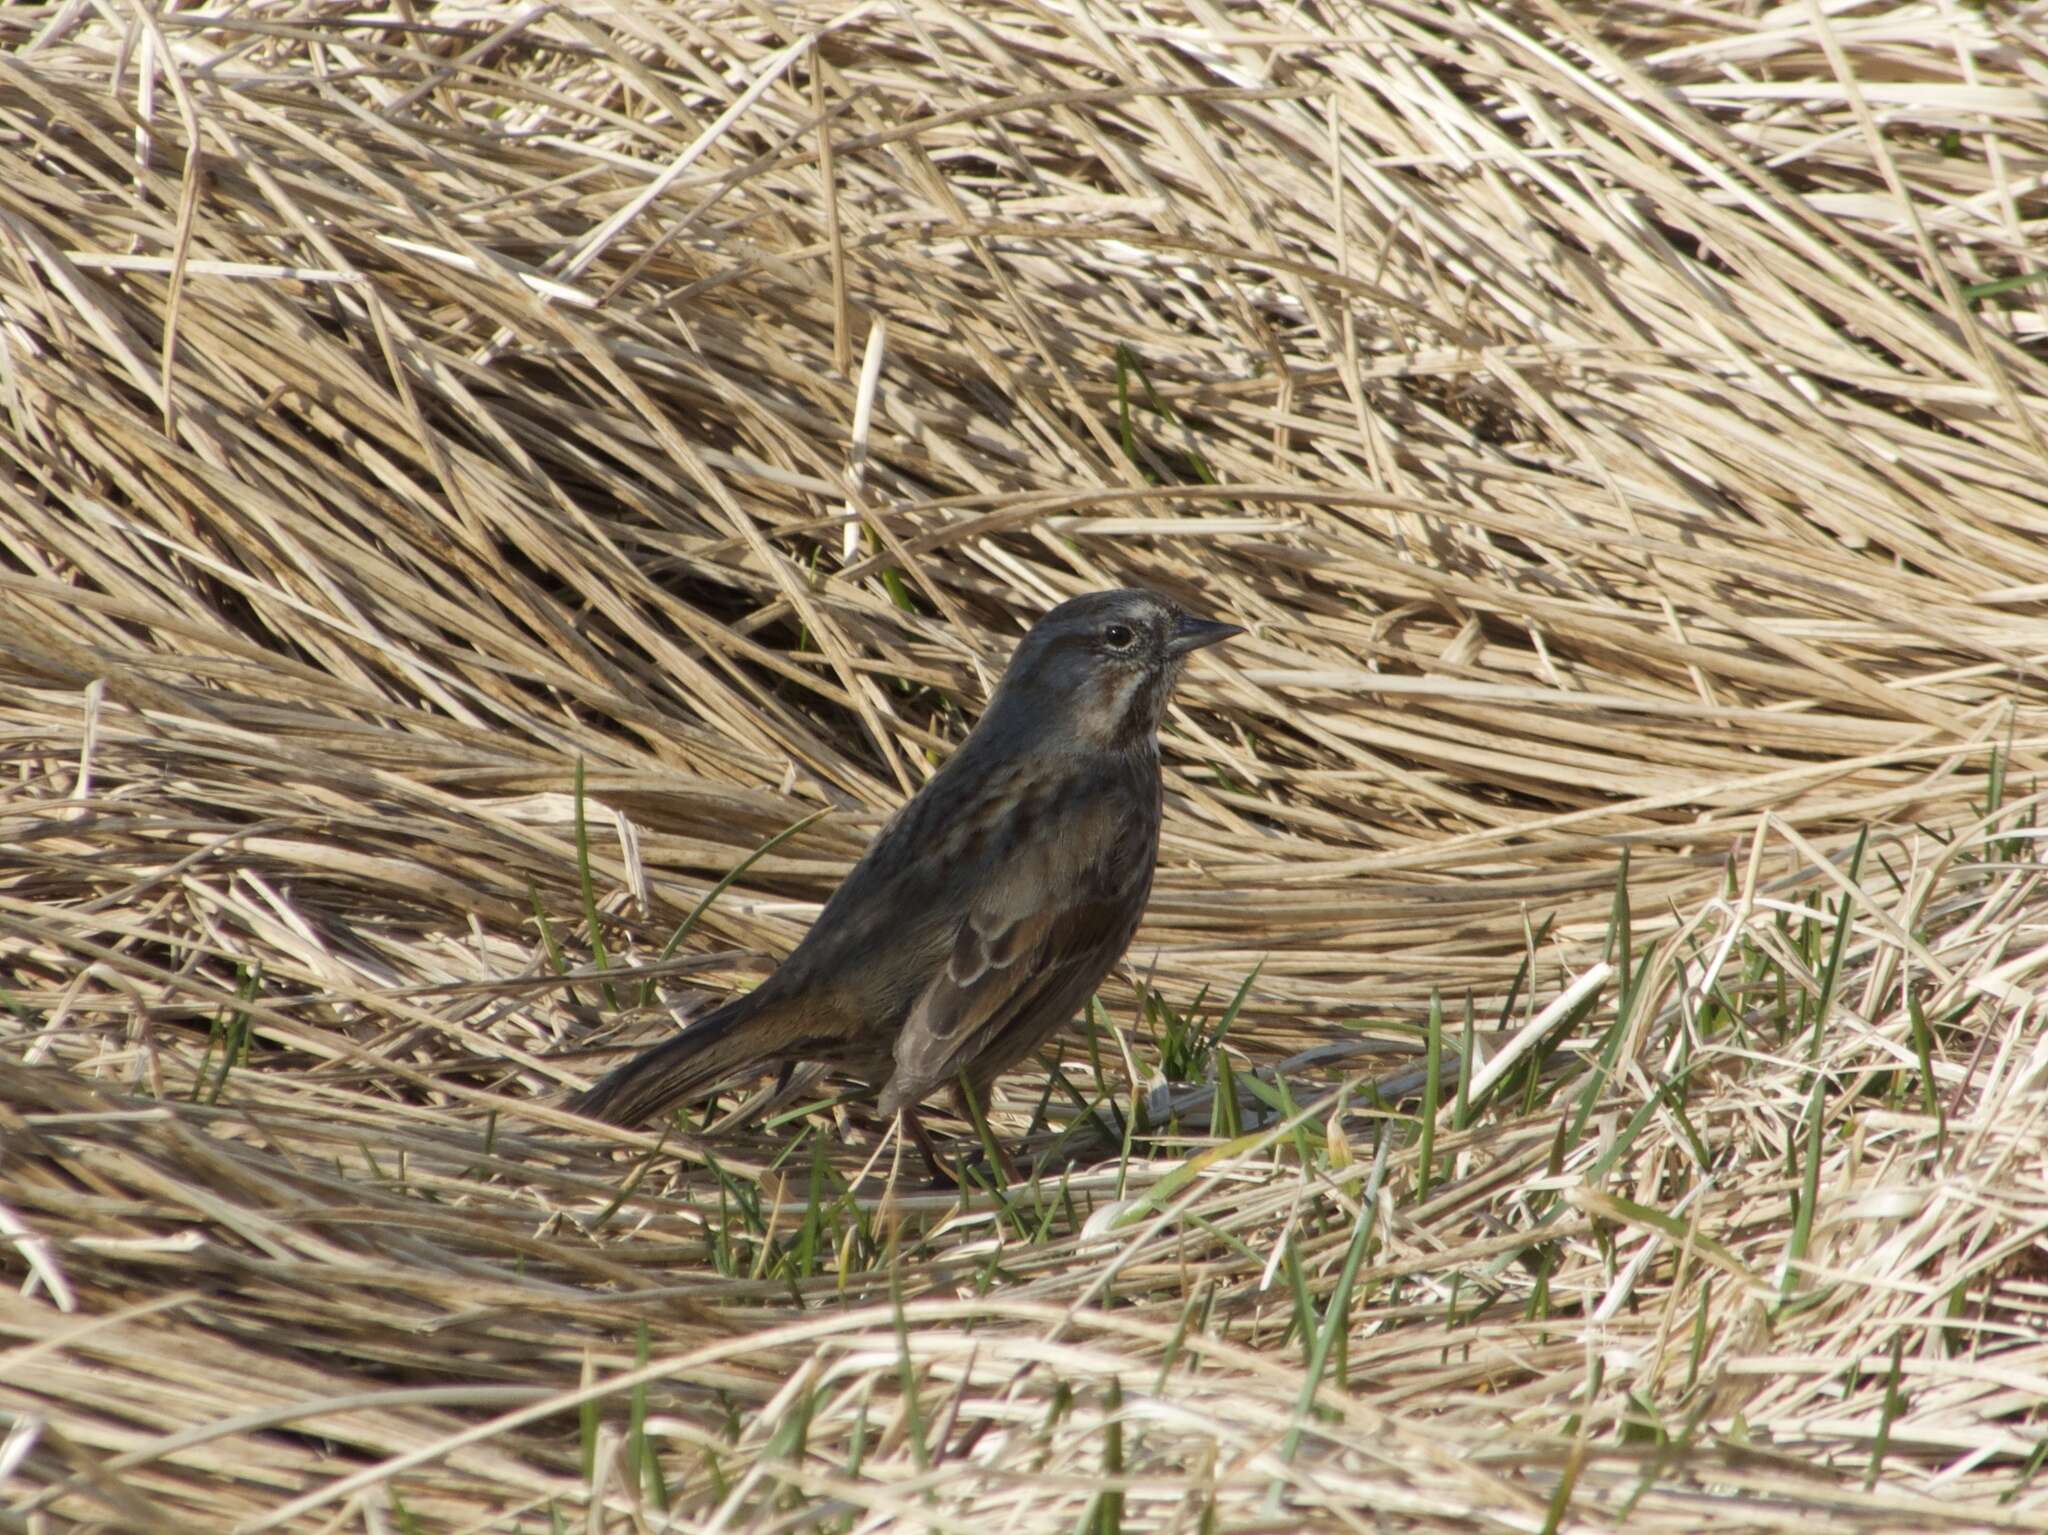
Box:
left=568, top=588, right=1241, bottom=1156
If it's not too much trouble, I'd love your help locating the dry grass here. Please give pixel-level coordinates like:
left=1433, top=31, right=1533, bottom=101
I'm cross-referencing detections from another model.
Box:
left=3, top=0, right=2047, bottom=1529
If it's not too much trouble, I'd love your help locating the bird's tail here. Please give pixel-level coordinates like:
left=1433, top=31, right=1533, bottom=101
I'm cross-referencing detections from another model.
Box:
left=566, top=999, right=762, bottom=1125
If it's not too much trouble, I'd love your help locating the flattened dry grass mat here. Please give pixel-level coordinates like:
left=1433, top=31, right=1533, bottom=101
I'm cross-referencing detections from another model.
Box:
left=3, top=1, right=2047, bottom=1531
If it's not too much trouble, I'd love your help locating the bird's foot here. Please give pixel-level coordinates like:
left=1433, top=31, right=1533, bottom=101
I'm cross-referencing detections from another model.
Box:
left=901, top=1107, right=1021, bottom=1191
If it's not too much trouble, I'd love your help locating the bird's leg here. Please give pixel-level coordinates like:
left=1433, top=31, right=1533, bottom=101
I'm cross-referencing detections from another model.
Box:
left=953, top=1072, right=1022, bottom=1189
left=950, top=1072, right=1032, bottom=1195
left=901, top=1108, right=960, bottom=1188
left=983, top=1134, right=1021, bottom=1189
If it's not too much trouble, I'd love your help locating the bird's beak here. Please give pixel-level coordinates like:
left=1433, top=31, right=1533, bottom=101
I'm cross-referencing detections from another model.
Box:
left=1166, top=612, right=1245, bottom=657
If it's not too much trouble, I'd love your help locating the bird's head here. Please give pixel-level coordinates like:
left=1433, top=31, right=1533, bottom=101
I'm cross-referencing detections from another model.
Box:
left=985, top=588, right=1241, bottom=754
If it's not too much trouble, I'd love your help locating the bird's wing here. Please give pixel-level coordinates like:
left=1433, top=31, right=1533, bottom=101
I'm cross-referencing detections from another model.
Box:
left=881, top=794, right=1152, bottom=1113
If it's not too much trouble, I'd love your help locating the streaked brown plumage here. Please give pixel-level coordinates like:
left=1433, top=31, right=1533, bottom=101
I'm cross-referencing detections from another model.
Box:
left=568, top=589, right=1240, bottom=1135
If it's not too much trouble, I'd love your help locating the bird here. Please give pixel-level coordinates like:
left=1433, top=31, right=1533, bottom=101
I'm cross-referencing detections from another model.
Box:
left=567, top=588, right=1241, bottom=1164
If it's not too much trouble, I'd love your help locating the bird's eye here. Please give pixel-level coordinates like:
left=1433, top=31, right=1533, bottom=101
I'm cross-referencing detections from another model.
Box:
left=1102, top=622, right=1136, bottom=649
